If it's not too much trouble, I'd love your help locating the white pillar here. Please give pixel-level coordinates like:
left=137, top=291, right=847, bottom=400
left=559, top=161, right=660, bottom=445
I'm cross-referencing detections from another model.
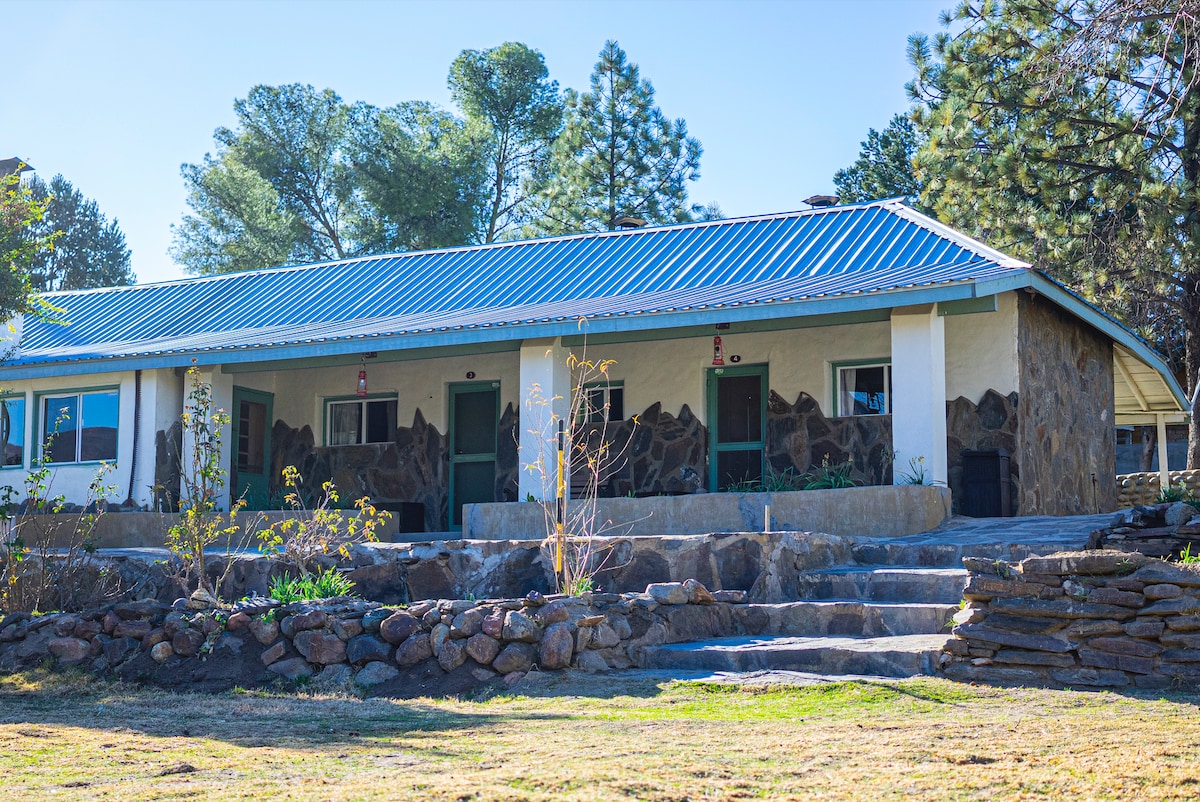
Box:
left=518, top=338, right=570, bottom=502
left=180, top=367, right=233, bottom=511
left=1157, top=413, right=1171, bottom=491
left=891, top=304, right=948, bottom=485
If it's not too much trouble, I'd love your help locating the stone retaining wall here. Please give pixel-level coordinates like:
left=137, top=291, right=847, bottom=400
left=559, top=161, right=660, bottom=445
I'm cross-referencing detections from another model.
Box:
left=1117, top=470, right=1200, bottom=508
left=0, top=581, right=753, bottom=695
left=942, top=550, right=1200, bottom=689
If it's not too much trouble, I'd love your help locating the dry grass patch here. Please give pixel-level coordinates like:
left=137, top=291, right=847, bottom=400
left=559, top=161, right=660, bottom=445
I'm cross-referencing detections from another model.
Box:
left=0, top=670, right=1198, bottom=800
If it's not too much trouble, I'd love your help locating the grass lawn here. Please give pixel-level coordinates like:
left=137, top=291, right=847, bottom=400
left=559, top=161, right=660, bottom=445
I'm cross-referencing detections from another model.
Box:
left=0, top=670, right=1198, bottom=800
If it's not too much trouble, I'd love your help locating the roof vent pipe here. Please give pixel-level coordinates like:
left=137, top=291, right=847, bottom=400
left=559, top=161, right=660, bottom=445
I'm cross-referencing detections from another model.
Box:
left=613, top=216, right=647, bottom=229
left=802, top=195, right=839, bottom=208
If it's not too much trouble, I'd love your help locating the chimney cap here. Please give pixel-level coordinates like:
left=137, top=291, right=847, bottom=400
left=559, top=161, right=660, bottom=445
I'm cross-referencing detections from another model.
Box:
left=613, top=216, right=647, bottom=229
left=802, top=194, right=839, bottom=208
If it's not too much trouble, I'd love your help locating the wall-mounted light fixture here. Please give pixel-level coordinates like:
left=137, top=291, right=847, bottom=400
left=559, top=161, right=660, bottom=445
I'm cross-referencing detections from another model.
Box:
left=356, top=356, right=368, bottom=397
left=712, top=334, right=725, bottom=366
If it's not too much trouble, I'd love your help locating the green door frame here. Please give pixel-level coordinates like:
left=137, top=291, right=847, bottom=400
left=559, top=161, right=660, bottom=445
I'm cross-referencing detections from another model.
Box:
left=706, top=364, right=768, bottom=491
left=448, top=382, right=500, bottom=529
left=232, top=386, right=274, bottom=509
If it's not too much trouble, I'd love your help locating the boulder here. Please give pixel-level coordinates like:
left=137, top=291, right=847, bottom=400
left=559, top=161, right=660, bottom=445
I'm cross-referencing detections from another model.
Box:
left=502, top=611, right=540, bottom=642
left=646, top=582, right=689, bottom=605
left=492, top=642, right=535, bottom=674
left=683, top=579, right=715, bottom=605
left=437, top=638, right=467, bottom=672
left=538, top=622, right=573, bottom=670
left=150, top=641, right=174, bottom=663
left=267, top=657, right=313, bottom=680
left=47, top=637, right=90, bottom=663
left=355, top=662, right=400, bottom=688
left=395, top=633, right=433, bottom=667
left=293, top=631, right=347, bottom=665
left=379, top=612, right=421, bottom=645
left=248, top=617, right=280, bottom=646
left=465, top=633, right=500, bottom=665
left=346, top=635, right=392, bottom=665
left=260, top=641, right=287, bottom=666
left=290, top=610, right=329, bottom=632
left=450, top=607, right=486, bottom=638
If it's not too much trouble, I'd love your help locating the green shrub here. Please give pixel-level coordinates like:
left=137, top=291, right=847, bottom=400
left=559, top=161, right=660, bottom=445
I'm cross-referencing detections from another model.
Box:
left=267, top=567, right=357, bottom=603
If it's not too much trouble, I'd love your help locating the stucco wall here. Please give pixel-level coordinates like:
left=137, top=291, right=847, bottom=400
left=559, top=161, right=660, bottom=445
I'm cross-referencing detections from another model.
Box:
left=235, top=352, right=522, bottom=438
left=943, top=292, right=1020, bottom=400
left=0, top=368, right=176, bottom=508
left=1016, top=293, right=1116, bottom=515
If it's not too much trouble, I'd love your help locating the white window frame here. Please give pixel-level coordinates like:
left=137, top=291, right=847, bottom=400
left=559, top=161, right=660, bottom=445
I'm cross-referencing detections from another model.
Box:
left=579, top=381, right=624, bottom=424
left=38, top=387, right=120, bottom=464
left=324, top=395, right=398, bottom=446
left=834, top=361, right=891, bottom=417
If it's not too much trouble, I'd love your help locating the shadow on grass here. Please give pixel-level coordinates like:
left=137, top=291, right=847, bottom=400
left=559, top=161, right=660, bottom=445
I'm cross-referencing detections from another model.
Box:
left=0, top=670, right=578, bottom=749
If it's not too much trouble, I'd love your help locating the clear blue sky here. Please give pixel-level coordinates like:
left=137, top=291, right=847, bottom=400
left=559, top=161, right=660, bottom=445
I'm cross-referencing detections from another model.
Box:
left=6, top=0, right=950, bottom=285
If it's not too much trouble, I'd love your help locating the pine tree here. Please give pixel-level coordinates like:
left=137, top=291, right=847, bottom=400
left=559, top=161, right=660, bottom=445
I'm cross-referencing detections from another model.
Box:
left=529, top=41, right=702, bottom=235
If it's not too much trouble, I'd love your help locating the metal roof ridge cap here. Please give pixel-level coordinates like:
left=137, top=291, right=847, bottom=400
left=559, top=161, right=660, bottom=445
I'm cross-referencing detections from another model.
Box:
left=884, top=202, right=1031, bottom=269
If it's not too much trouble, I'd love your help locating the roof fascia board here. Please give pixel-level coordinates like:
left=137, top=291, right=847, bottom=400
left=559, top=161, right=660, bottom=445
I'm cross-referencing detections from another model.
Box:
left=560, top=308, right=893, bottom=347
left=221, top=339, right=522, bottom=374
left=0, top=280, right=990, bottom=380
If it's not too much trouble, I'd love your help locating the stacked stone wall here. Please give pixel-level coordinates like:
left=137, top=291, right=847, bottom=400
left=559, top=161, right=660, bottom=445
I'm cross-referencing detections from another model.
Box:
left=0, top=581, right=753, bottom=695
left=943, top=550, right=1200, bottom=689
left=945, top=390, right=1019, bottom=515
left=1117, top=470, right=1200, bottom=507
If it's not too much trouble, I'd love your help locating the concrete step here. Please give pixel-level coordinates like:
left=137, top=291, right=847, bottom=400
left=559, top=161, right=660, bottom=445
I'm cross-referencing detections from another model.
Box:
left=740, top=600, right=957, bottom=638
left=798, top=566, right=967, bottom=604
left=639, top=634, right=947, bottom=678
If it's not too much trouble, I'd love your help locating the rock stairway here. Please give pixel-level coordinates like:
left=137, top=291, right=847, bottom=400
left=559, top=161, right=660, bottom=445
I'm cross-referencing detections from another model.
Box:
left=637, top=525, right=1093, bottom=680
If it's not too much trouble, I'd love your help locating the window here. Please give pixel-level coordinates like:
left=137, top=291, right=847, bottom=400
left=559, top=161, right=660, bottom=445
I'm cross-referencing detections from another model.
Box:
left=581, top=382, right=624, bottom=424
left=40, top=389, right=119, bottom=463
left=326, top=397, right=397, bottom=446
left=835, top=362, right=891, bottom=416
left=0, top=396, right=25, bottom=468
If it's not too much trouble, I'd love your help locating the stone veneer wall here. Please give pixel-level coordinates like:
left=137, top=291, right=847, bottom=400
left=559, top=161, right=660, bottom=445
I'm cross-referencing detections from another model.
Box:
left=153, top=421, right=183, bottom=512
left=945, top=389, right=1020, bottom=515
left=767, top=391, right=892, bottom=486
left=1016, top=293, right=1116, bottom=515
left=944, top=550, right=1200, bottom=690
left=271, top=411, right=451, bottom=532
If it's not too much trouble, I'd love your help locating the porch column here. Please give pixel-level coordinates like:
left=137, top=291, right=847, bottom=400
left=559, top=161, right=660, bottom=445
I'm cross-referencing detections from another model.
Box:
left=180, top=366, right=234, bottom=511
left=1157, top=413, right=1171, bottom=491
left=518, top=338, right=570, bottom=502
left=890, top=304, right=948, bottom=485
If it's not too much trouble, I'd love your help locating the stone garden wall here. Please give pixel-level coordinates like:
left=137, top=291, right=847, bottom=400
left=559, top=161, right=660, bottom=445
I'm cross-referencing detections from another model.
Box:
left=942, top=550, right=1200, bottom=689
left=945, top=389, right=1020, bottom=515
left=0, top=580, right=756, bottom=696
left=1117, top=470, right=1200, bottom=508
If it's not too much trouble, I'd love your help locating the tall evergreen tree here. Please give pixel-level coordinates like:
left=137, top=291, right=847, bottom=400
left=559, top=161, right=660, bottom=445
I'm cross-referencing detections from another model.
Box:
left=25, top=175, right=134, bottom=291
left=908, top=0, right=1200, bottom=466
left=528, top=41, right=702, bottom=235
left=833, top=113, right=925, bottom=204
left=0, top=165, right=55, bottom=323
left=449, top=42, right=563, bottom=242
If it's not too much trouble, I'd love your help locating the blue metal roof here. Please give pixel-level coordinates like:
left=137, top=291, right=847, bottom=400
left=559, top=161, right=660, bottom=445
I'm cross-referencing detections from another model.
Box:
left=10, top=199, right=1038, bottom=374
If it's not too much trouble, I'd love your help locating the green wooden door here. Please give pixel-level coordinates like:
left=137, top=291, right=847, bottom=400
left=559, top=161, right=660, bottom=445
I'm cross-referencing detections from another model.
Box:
left=706, top=365, right=768, bottom=491
left=232, top=387, right=273, bottom=509
left=448, top=383, right=499, bottom=528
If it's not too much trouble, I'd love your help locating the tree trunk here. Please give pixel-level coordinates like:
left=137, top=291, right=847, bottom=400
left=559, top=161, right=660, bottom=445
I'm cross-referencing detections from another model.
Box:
left=1188, top=323, right=1200, bottom=468
left=1140, top=425, right=1157, bottom=473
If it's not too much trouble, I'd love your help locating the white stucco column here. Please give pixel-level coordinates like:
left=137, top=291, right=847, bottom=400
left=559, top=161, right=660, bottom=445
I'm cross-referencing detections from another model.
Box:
left=891, top=304, right=948, bottom=485
left=518, top=338, right=570, bottom=502
left=180, top=367, right=234, bottom=511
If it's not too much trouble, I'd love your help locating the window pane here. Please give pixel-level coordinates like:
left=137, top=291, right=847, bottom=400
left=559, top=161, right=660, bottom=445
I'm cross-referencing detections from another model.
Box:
left=840, top=366, right=889, bottom=415
left=43, top=395, right=79, bottom=463
left=716, top=449, right=763, bottom=491
left=365, top=399, right=397, bottom=443
left=1, top=398, right=24, bottom=467
left=716, top=374, right=762, bottom=444
left=453, top=390, right=496, bottom=456
left=609, top=387, right=624, bottom=421
left=329, top=402, right=361, bottom=445
left=80, top=391, right=119, bottom=461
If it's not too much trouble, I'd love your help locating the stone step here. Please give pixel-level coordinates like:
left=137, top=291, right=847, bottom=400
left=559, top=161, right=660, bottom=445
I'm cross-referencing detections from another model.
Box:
left=739, top=600, right=957, bottom=638
left=798, top=567, right=967, bottom=604
left=850, top=539, right=1079, bottom=568
left=639, top=634, right=947, bottom=677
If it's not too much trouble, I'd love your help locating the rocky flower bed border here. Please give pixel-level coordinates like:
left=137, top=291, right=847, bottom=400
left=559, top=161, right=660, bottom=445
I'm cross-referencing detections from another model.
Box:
left=0, top=580, right=745, bottom=695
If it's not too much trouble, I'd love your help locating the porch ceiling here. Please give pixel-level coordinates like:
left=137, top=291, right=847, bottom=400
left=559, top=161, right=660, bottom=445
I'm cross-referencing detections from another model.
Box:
left=1114, top=345, right=1188, bottom=425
